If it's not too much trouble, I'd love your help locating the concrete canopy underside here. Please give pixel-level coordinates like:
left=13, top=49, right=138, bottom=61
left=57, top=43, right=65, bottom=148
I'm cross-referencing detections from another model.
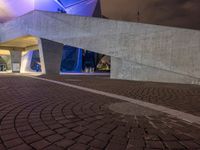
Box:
left=0, top=36, right=38, bottom=51
left=0, top=10, right=200, bottom=84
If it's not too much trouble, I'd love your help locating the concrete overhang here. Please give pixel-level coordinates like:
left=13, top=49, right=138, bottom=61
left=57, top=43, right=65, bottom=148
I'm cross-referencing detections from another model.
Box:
left=0, top=50, right=10, bottom=56
left=0, top=36, right=38, bottom=51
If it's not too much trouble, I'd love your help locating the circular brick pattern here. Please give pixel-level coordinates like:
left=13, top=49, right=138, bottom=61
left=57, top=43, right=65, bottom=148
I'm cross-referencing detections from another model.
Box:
left=0, top=75, right=200, bottom=150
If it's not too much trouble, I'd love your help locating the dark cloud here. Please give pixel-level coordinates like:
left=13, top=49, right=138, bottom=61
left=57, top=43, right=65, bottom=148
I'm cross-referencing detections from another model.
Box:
left=101, top=0, right=200, bottom=30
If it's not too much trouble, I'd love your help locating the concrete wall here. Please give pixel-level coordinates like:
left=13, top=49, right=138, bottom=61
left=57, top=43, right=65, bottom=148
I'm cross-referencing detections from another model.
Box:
left=1, top=11, right=200, bottom=84
left=38, top=38, right=63, bottom=74
left=111, top=57, right=200, bottom=84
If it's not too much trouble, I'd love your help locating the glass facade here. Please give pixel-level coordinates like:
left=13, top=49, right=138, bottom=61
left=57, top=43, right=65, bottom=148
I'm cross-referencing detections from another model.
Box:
left=61, top=46, right=82, bottom=72
left=30, top=50, right=41, bottom=72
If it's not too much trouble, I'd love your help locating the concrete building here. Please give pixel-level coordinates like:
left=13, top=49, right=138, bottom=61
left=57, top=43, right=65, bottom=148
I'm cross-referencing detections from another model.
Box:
left=0, top=0, right=200, bottom=84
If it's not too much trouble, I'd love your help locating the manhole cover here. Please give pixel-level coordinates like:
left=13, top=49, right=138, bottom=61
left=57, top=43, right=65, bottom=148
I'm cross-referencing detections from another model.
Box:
left=109, top=102, right=162, bottom=116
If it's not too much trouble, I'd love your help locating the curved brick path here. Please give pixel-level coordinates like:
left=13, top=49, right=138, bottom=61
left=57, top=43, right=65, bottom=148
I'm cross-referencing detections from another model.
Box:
left=0, top=75, right=200, bottom=150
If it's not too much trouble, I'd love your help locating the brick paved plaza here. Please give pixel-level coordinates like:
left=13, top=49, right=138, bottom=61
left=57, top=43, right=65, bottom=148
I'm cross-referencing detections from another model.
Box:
left=0, top=74, right=200, bottom=150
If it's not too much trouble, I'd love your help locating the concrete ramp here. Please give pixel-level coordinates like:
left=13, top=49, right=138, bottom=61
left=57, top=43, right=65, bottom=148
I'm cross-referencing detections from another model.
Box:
left=0, top=10, right=200, bottom=84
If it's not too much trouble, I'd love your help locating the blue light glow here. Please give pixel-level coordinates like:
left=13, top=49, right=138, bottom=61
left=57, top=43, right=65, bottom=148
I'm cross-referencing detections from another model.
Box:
left=35, top=0, right=64, bottom=12
left=61, top=46, right=82, bottom=73
left=55, top=0, right=98, bottom=16
left=0, top=0, right=98, bottom=22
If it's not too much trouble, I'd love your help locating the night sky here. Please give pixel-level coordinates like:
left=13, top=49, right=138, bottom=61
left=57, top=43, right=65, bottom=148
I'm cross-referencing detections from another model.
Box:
left=0, top=0, right=199, bottom=30
left=101, top=0, right=200, bottom=30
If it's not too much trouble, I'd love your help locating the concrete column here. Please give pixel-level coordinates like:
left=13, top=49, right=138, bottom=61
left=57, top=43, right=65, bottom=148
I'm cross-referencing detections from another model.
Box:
left=38, top=38, right=63, bottom=74
left=20, top=50, right=34, bottom=73
left=10, top=50, right=22, bottom=73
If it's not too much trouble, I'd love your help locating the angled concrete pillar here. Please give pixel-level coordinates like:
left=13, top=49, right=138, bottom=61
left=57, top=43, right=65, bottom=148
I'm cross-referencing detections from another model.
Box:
left=38, top=38, right=63, bottom=74
left=20, top=50, right=34, bottom=73
left=10, top=50, right=22, bottom=73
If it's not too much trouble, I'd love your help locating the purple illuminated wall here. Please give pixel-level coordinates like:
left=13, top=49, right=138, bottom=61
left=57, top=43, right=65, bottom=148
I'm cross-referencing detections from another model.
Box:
left=35, top=0, right=64, bottom=12
left=0, top=0, right=34, bottom=22
left=0, top=0, right=99, bottom=23
left=57, top=0, right=99, bottom=16
left=0, top=0, right=63, bottom=22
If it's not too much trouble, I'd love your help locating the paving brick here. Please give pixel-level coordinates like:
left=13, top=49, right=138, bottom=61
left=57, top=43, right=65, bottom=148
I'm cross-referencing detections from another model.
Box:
left=24, top=134, right=43, bottom=144
left=145, top=140, right=165, bottom=149
left=83, top=130, right=98, bottom=136
left=180, top=141, right=200, bottom=149
left=56, top=138, right=75, bottom=148
left=69, top=143, right=89, bottom=150
left=126, top=144, right=144, bottom=150
left=128, top=139, right=145, bottom=148
left=55, top=127, right=70, bottom=134
left=0, top=128, right=16, bottom=135
left=65, top=123, right=79, bottom=128
left=9, top=144, right=32, bottom=150
left=88, top=147, right=102, bottom=150
left=164, top=141, right=186, bottom=149
left=16, top=126, right=33, bottom=132
left=33, top=125, right=48, bottom=132
left=173, top=133, right=193, bottom=140
left=106, top=143, right=127, bottom=150
left=1, top=133, right=19, bottom=141
left=144, top=134, right=160, bottom=141
left=97, top=127, right=112, bottom=134
left=4, top=138, right=24, bottom=149
left=31, top=140, right=50, bottom=149
left=38, top=130, right=56, bottom=137
left=18, top=129, right=36, bottom=137
left=95, top=133, right=111, bottom=142
left=110, top=136, right=128, bottom=145
left=158, top=133, right=177, bottom=141
left=0, top=144, right=6, bottom=150
left=89, top=139, right=108, bottom=149
left=111, top=130, right=127, bottom=137
left=45, top=134, right=64, bottom=142
left=76, top=135, right=93, bottom=144
left=72, top=126, right=87, bottom=132
left=48, top=123, right=63, bottom=130
left=43, top=144, right=64, bottom=150
left=64, top=131, right=80, bottom=139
